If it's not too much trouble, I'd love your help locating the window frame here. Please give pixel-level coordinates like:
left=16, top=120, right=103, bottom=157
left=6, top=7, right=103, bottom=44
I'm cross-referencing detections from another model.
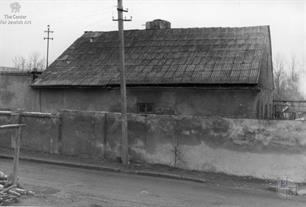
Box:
left=137, top=103, right=154, bottom=114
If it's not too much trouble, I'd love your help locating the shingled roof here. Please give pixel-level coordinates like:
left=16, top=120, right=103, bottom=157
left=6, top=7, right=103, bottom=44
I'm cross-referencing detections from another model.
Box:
left=33, top=25, right=272, bottom=87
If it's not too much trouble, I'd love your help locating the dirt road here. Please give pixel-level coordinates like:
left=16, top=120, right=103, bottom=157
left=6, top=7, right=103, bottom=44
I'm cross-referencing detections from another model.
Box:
left=1, top=158, right=305, bottom=207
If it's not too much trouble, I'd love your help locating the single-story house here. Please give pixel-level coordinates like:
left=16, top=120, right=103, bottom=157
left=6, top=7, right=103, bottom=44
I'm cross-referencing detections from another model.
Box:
left=32, top=19, right=274, bottom=119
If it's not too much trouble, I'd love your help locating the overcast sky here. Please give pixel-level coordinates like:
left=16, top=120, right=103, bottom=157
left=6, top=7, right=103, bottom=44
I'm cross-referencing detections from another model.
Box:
left=0, top=0, right=305, bottom=70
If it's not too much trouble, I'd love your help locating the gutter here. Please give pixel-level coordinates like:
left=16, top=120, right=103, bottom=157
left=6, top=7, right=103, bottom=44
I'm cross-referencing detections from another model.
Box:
left=31, top=83, right=261, bottom=91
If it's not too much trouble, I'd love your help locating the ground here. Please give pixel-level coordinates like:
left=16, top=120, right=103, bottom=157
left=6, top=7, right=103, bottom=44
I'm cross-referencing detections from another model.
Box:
left=1, top=158, right=306, bottom=207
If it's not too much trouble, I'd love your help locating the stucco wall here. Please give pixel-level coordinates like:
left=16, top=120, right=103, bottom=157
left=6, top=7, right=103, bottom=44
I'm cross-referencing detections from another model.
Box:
left=38, top=87, right=259, bottom=118
left=21, top=112, right=59, bottom=153
left=0, top=72, right=39, bottom=111
left=60, top=110, right=106, bottom=159
left=0, top=111, right=58, bottom=154
left=125, top=114, right=306, bottom=182
left=0, top=110, right=305, bottom=182
left=0, top=112, right=16, bottom=147
left=0, top=72, right=261, bottom=118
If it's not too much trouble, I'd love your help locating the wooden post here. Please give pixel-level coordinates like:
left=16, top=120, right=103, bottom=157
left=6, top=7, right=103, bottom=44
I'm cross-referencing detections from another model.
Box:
left=103, top=113, right=108, bottom=159
left=112, top=0, right=132, bottom=165
left=12, top=125, right=22, bottom=185
left=117, top=0, right=128, bottom=165
left=56, top=112, right=63, bottom=154
left=44, top=25, right=54, bottom=69
left=0, top=121, right=25, bottom=185
left=13, top=111, right=22, bottom=185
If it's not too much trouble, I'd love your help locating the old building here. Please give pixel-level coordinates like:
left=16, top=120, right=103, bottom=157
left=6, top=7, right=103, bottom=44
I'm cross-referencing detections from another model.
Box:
left=31, top=19, right=273, bottom=118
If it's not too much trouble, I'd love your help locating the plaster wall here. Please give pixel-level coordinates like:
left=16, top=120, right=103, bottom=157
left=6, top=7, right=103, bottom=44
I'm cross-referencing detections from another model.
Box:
left=126, top=114, right=306, bottom=182
left=0, top=110, right=305, bottom=182
left=0, top=72, right=38, bottom=111
left=39, top=87, right=259, bottom=118
left=0, top=73, right=261, bottom=118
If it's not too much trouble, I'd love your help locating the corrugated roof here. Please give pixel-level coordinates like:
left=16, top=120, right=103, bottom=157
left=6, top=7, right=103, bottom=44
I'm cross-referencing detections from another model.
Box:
left=33, top=25, right=271, bottom=87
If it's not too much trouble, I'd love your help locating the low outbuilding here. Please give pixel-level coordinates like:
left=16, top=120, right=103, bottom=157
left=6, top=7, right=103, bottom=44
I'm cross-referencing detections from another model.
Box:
left=32, top=19, right=274, bottom=119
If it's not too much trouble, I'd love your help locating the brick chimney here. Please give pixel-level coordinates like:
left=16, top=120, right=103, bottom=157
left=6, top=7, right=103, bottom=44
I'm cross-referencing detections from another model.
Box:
left=145, top=19, right=171, bottom=30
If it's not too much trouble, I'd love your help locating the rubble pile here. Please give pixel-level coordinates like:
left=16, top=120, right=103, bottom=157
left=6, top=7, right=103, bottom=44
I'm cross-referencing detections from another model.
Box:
left=0, top=170, right=34, bottom=206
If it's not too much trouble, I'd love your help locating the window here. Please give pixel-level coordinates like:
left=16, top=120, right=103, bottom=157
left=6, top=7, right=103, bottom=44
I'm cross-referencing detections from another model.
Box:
left=137, top=103, right=154, bottom=114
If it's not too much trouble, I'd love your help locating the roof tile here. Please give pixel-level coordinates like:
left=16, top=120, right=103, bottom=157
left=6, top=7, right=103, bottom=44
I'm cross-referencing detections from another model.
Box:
left=34, top=26, right=270, bottom=87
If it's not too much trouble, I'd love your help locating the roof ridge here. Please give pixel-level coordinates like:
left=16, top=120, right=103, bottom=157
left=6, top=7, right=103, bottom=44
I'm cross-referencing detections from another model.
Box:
left=83, top=25, right=270, bottom=34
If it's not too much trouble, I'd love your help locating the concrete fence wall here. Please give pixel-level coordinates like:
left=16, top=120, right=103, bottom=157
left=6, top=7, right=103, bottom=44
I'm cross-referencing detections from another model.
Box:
left=0, top=72, right=39, bottom=111
left=0, top=110, right=306, bottom=182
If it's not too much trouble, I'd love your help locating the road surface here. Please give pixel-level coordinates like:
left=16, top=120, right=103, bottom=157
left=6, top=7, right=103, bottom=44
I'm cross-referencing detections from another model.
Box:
left=1, top=158, right=305, bottom=207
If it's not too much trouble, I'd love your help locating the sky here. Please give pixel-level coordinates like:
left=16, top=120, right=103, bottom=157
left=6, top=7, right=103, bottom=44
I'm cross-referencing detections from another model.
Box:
left=0, top=0, right=305, bottom=72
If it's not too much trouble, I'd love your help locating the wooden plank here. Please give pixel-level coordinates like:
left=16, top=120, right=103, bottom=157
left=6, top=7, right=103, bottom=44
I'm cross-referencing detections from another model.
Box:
left=12, top=126, right=22, bottom=185
left=0, top=111, right=12, bottom=116
left=0, top=185, right=16, bottom=194
left=0, top=124, right=25, bottom=129
left=12, top=111, right=23, bottom=185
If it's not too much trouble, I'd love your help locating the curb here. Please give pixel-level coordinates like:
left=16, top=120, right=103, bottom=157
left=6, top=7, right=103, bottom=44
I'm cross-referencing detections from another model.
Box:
left=0, top=154, right=206, bottom=184
left=129, top=170, right=206, bottom=183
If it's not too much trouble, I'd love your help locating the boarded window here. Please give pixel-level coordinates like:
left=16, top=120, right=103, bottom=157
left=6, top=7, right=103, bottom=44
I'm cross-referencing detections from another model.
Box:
left=137, top=103, right=154, bottom=113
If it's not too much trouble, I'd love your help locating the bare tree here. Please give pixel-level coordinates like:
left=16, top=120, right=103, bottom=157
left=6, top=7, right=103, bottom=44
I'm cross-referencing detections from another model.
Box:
left=12, top=56, right=26, bottom=70
left=12, top=53, right=45, bottom=71
left=290, top=55, right=298, bottom=82
left=273, top=54, right=304, bottom=100
left=273, top=54, right=285, bottom=99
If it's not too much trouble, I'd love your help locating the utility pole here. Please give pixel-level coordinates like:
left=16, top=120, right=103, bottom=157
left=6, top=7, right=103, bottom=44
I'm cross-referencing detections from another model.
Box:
left=44, top=25, right=54, bottom=69
left=113, top=0, right=132, bottom=165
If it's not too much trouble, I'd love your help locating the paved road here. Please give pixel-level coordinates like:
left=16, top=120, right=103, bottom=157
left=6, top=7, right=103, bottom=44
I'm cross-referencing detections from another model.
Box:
left=1, top=158, right=305, bottom=207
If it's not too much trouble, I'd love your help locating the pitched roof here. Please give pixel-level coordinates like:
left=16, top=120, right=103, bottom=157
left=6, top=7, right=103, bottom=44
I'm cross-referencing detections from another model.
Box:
left=33, top=25, right=271, bottom=87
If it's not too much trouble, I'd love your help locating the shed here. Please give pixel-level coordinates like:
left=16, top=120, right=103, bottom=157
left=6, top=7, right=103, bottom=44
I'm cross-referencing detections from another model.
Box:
left=32, top=20, right=274, bottom=118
